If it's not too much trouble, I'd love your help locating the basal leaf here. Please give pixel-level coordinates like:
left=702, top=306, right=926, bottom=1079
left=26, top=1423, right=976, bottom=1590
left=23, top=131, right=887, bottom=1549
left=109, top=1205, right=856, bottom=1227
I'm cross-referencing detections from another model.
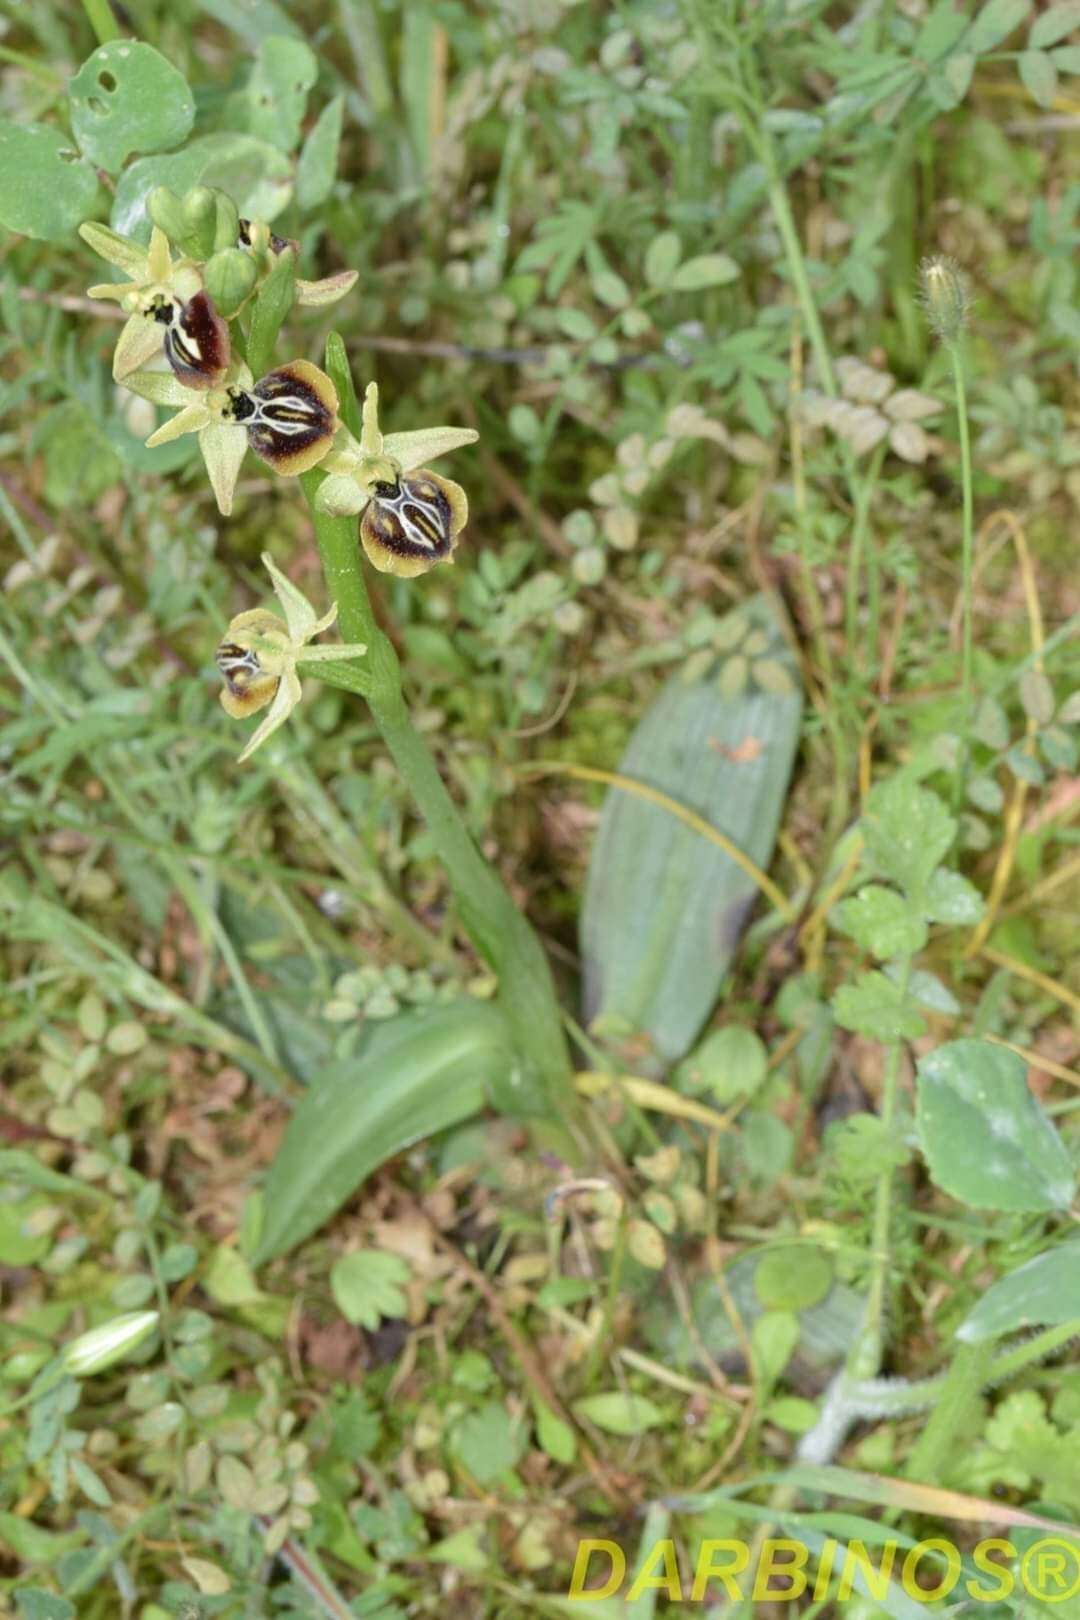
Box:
left=957, top=1240, right=1080, bottom=1341
left=254, top=999, right=512, bottom=1262
left=916, top=1039, right=1076, bottom=1212
left=581, top=594, right=802, bottom=1067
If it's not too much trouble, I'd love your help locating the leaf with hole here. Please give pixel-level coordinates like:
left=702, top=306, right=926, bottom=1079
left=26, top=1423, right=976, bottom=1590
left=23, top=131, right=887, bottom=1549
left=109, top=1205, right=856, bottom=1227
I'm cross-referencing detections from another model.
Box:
left=225, top=35, right=317, bottom=153
left=69, top=43, right=194, bottom=174
left=0, top=122, right=100, bottom=242
left=916, top=1039, right=1076, bottom=1212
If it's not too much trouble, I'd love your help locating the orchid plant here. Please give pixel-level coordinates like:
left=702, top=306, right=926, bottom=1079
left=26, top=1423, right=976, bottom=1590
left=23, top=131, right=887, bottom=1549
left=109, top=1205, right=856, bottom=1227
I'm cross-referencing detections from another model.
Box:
left=79, top=183, right=576, bottom=1128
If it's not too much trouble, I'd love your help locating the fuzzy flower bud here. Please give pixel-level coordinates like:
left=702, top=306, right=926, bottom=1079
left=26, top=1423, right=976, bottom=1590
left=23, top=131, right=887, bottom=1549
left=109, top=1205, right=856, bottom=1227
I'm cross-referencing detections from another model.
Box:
left=918, top=255, right=972, bottom=347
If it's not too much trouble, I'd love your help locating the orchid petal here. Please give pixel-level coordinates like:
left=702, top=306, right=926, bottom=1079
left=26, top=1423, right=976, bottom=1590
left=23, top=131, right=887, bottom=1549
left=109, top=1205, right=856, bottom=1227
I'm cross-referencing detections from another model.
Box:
left=86, top=282, right=130, bottom=303
left=198, top=422, right=248, bottom=516
left=295, top=270, right=359, bottom=307
left=146, top=402, right=213, bottom=448
left=79, top=222, right=148, bottom=279
left=262, top=553, right=319, bottom=642
left=146, top=227, right=172, bottom=285
left=236, top=667, right=303, bottom=763
left=124, top=368, right=196, bottom=406
left=382, top=424, right=479, bottom=472
left=314, top=473, right=369, bottom=517
left=310, top=602, right=340, bottom=638
left=113, top=316, right=165, bottom=382
left=360, top=381, right=382, bottom=454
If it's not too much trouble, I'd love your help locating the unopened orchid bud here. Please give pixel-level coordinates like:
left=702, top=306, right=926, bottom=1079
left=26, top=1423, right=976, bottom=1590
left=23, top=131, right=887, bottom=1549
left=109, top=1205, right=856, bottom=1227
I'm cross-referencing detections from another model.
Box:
left=203, top=247, right=258, bottom=318
left=147, top=185, right=186, bottom=246
left=181, top=186, right=219, bottom=259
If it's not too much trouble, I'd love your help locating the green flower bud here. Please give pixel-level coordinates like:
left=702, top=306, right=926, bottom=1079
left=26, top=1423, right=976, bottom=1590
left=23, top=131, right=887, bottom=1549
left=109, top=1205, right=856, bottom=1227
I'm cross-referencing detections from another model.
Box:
left=62, top=1310, right=159, bottom=1376
left=212, top=192, right=240, bottom=254
left=203, top=246, right=258, bottom=317
left=181, top=185, right=219, bottom=259
left=147, top=185, right=186, bottom=246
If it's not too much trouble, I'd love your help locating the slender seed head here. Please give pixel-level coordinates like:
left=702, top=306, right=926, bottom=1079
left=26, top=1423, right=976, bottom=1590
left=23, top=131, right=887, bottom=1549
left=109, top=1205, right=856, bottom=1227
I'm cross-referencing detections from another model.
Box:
left=918, top=255, right=972, bottom=347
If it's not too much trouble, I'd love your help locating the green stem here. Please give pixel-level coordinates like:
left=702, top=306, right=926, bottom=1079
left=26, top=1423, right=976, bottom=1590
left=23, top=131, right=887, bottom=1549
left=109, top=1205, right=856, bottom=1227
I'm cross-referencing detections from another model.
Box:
left=847, top=957, right=912, bottom=1382
left=950, top=339, right=975, bottom=798
left=300, top=476, right=577, bottom=1128
left=904, top=1340, right=995, bottom=1483
left=81, top=0, right=121, bottom=44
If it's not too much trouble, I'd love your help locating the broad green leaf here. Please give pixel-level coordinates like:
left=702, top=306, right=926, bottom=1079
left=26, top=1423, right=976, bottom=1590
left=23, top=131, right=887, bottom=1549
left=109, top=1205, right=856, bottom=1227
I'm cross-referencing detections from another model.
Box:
left=916, top=1039, right=1076, bottom=1211
left=832, top=885, right=927, bottom=959
left=1019, top=49, right=1060, bottom=104
left=591, top=269, right=631, bottom=308
left=924, top=868, right=984, bottom=925
left=0, top=1514, right=85, bottom=1566
left=916, top=0, right=975, bottom=60
left=1019, top=667, right=1056, bottom=723
left=69, top=43, right=194, bottom=174
left=229, top=35, right=317, bottom=152
left=534, top=1401, right=577, bottom=1464
left=556, top=306, right=598, bottom=340
left=14, top=1593, right=76, bottom=1620
left=644, top=229, right=682, bottom=287
left=582, top=595, right=802, bottom=1066
left=972, top=694, right=1010, bottom=748
left=198, top=0, right=305, bottom=43
left=1031, top=1, right=1080, bottom=47
left=902, top=967, right=960, bottom=1015
left=111, top=132, right=293, bottom=241
left=671, top=253, right=740, bottom=290
left=0, top=122, right=100, bottom=242
left=677, top=1025, right=768, bottom=1103
left=573, top=1392, right=665, bottom=1435
left=833, top=972, right=926, bottom=1041
left=862, top=777, right=954, bottom=901
left=958, top=1241, right=1080, bottom=1341
left=964, top=0, right=1031, bottom=53
left=296, top=94, right=344, bottom=209
left=450, top=1400, right=524, bottom=1483
left=755, top=1247, right=833, bottom=1312
left=254, top=999, right=511, bottom=1262
left=330, top=1250, right=410, bottom=1329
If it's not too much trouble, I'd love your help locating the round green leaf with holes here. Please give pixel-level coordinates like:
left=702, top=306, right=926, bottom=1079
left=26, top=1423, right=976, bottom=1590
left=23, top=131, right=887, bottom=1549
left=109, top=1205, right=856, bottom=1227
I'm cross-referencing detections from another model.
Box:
left=0, top=121, right=101, bottom=241
left=69, top=42, right=194, bottom=174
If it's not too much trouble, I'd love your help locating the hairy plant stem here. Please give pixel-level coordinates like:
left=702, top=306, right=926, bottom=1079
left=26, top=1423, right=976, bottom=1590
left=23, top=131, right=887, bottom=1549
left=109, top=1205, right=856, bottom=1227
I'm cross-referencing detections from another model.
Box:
left=903, top=1340, right=995, bottom=1482
left=80, top=0, right=121, bottom=44
left=301, top=474, right=577, bottom=1131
